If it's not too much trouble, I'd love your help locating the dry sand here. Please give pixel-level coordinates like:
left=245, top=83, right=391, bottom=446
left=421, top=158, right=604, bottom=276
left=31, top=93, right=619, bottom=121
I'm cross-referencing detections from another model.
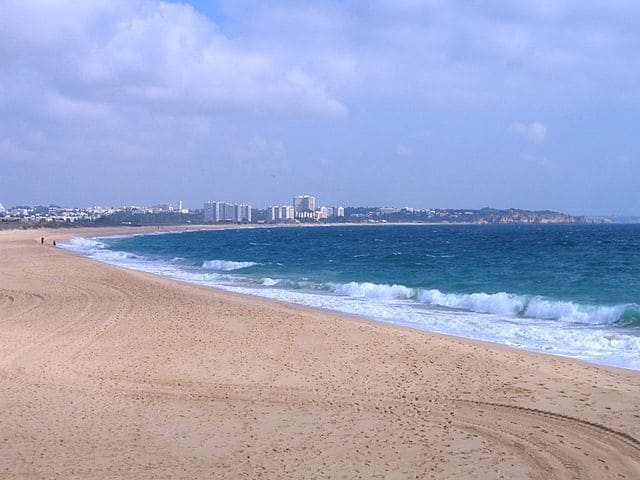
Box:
left=1, top=226, right=639, bottom=479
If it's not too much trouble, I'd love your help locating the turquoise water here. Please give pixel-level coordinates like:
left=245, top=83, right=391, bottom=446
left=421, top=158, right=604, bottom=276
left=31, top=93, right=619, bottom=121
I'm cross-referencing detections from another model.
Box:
left=62, top=224, right=640, bottom=370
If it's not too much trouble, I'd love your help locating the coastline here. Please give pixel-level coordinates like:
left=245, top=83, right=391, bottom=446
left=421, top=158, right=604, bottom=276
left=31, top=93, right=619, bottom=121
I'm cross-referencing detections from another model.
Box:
left=60, top=224, right=640, bottom=372
left=1, top=226, right=639, bottom=478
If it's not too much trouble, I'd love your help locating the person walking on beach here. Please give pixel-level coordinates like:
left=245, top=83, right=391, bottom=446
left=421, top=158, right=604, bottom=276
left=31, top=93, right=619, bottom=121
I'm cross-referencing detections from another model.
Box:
left=53, top=240, right=56, bottom=247
left=40, top=237, right=44, bottom=245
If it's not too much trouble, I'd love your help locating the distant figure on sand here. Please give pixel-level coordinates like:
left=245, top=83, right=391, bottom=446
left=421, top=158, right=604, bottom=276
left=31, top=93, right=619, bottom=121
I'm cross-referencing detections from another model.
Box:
left=53, top=240, right=56, bottom=247
left=40, top=237, right=44, bottom=245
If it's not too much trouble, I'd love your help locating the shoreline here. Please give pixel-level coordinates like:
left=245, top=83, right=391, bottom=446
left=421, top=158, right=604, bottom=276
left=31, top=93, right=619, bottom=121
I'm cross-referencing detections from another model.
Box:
left=60, top=224, right=640, bottom=373
left=1, top=225, right=639, bottom=478
left=1, top=219, right=618, bottom=236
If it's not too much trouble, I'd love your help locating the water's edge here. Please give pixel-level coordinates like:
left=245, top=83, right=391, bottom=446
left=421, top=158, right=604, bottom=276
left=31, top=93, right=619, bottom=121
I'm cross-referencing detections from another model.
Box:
left=60, top=229, right=640, bottom=372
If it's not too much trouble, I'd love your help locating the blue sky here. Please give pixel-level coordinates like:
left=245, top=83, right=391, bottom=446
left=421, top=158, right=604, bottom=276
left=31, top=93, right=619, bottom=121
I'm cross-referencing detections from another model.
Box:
left=1, top=0, right=639, bottom=215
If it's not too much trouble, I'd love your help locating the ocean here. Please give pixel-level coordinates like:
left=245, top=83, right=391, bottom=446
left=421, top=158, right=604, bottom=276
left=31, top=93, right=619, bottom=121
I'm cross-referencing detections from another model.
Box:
left=61, top=224, right=640, bottom=370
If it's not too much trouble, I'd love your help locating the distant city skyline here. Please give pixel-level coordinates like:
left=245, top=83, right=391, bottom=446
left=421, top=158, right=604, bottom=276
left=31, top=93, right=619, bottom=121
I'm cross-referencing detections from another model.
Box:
left=1, top=1, right=639, bottom=216
left=0, top=192, right=633, bottom=218
left=2, top=200, right=603, bottom=226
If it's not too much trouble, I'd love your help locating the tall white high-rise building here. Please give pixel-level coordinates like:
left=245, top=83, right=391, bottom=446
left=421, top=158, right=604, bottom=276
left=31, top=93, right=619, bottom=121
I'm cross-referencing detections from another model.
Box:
left=283, top=205, right=295, bottom=221
left=204, top=201, right=251, bottom=223
left=236, top=204, right=252, bottom=223
left=293, top=195, right=316, bottom=213
left=267, top=206, right=278, bottom=223
left=332, top=206, right=345, bottom=217
left=203, top=201, right=219, bottom=222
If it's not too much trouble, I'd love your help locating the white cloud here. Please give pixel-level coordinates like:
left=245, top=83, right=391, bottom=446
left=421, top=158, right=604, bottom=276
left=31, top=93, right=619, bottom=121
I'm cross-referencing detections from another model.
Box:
left=0, top=1, right=347, bottom=119
left=509, top=122, right=547, bottom=144
left=1, top=0, right=640, bottom=212
left=238, top=1, right=640, bottom=108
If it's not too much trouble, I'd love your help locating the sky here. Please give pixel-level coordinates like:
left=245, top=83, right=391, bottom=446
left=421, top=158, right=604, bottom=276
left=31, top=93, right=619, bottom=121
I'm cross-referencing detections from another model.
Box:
left=1, top=0, right=639, bottom=215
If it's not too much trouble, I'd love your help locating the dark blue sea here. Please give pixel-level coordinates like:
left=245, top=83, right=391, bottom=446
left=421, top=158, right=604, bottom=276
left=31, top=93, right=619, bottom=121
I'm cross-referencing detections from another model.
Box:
left=62, top=224, right=640, bottom=370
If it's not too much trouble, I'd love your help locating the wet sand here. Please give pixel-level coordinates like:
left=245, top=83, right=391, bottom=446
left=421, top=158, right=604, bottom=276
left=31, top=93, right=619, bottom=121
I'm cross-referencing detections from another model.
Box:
left=1, top=227, right=639, bottom=479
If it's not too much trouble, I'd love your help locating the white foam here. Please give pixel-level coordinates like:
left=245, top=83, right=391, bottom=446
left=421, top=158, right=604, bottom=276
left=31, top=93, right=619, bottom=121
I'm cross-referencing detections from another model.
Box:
left=65, top=236, right=105, bottom=249
left=220, top=284, right=640, bottom=370
left=524, top=298, right=626, bottom=325
left=61, top=237, right=249, bottom=288
left=61, top=236, right=141, bottom=264
left=202, top=260, right=258, bottom=271
left=59, top=238, right=640, bottom=370
left=320, top=281, right=633, bottom=326
left=417, top=289, right=525, bottom=316
left=330, top=281, right=414, bottom=300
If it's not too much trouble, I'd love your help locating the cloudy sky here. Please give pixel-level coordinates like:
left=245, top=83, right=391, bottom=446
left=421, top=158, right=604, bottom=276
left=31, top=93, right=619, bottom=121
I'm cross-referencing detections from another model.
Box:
left=1, top=1, right=639, bottom=214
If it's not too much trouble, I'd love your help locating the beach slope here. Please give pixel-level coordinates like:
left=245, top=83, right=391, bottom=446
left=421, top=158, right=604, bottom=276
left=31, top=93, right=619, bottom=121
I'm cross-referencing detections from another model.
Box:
left=1, top=228, right=639, bottom=478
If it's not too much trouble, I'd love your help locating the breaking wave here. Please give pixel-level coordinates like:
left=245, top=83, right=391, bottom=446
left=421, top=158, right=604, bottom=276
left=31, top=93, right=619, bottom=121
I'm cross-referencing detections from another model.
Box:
left=202, top=260, right=258, bottom=271
left=60, top=237, right=640, bottom=329
left=59, top=232, right=640, bottom=370
left=313, top=281, right=639, bottom=326
left=66, top=236, right=105, bottom=249
left=63, top=237, right=140, bottom=262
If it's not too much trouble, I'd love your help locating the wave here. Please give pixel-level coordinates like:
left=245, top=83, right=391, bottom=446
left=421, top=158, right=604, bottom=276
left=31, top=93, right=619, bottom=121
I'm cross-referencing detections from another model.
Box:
left=276, top=280, right=639, bottom=327
left=202, top=260, right=258, bottom=271
left=63, top=235, right=639, bottom=328
left=331, top=281, right=414, bottom=300
left=62, top=237, right=141, bottom=262
left=417, top=289, right=526, bottom=316
left=523, top=298, right=628, bottom=325
left=59, top=236, right=640, bottom=369
left=66, top=236, right=105, bottom=249
left=417, top=290, right=640, bottom=326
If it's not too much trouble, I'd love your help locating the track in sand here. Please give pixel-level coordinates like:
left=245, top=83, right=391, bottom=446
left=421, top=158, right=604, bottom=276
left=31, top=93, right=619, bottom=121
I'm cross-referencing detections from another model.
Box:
left=1, top=232, right=639, bottom=479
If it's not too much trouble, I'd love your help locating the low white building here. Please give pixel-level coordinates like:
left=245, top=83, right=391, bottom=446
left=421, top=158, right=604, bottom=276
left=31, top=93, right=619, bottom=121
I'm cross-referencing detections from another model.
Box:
left=379, top=207, right=401, bottom=215
left=318, top=206, right=330, bottom=220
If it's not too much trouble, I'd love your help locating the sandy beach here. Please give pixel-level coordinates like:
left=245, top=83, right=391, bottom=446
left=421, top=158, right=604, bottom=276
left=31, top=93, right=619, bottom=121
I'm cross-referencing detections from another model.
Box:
left=1, top=227, right=639, bottom=479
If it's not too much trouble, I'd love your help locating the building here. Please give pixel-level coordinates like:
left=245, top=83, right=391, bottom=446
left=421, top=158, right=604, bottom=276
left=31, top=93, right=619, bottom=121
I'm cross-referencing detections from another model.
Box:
left=318, top=206, right=330, bottom=220
left=150, top=203, right=173, bottom=213
left=293, top=195, right=316, bottom=214
left=177, top=200, right=189, bottom=213
left=203, top=201, right=218, bottom=222
left=316, top=206, right=344, bottom=220
left=204, top=201, right=251, bottom=223
left=267, top=205, right=295, bottom=223
left=379, top=207, right=401, bottom=215
left=295, top=211, right=316, bottom=221
left=235, top=204, right=252, bottom=223
left=333, top=206, right=345, bottom=217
